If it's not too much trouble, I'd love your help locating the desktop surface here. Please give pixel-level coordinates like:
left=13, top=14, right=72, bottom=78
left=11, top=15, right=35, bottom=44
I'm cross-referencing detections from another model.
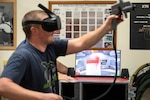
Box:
left=73, top=77, right=128, bottom=83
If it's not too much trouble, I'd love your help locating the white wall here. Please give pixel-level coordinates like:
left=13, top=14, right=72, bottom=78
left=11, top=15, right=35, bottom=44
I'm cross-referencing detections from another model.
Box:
left=0, top=0, right=150, bottom=77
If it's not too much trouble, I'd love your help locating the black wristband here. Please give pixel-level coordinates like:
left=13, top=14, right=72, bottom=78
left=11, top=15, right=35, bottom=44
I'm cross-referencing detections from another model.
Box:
left=67, top=68, right=75, bottom=77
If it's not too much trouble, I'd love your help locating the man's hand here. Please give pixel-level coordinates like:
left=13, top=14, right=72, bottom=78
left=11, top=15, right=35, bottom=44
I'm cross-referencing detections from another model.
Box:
left=43, top=93, right=63, bottom=100
left=103, top=15, right=124, bottom=32
left=58, top=72, right=76, bottom=82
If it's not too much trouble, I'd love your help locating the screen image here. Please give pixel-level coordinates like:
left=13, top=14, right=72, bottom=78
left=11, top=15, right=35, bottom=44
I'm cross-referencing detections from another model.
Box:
left=75, top=50, right=121, bottom=76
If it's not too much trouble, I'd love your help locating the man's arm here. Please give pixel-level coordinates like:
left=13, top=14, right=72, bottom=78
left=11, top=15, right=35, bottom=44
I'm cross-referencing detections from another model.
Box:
left=0, top=78, right=63, bottom=100
left=56, top=61, right=68, bottom=74
left=56, top=61, right=75, bottom=82
left=0, top=24, right=12, bottom=33
left=66, top=15, right=123, bottom=54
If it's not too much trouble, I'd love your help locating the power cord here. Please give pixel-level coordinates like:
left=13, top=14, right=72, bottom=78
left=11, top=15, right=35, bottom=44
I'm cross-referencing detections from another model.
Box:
left=62, top=30, right=118, bottom=100
left=63, top=96, right=74, bottom=100
left=91, top=30, right=118, bottom=100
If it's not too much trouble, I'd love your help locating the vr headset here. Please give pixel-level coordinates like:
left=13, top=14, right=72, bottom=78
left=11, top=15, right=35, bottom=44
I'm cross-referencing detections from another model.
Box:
left=22, top=4, right=61, bottom=32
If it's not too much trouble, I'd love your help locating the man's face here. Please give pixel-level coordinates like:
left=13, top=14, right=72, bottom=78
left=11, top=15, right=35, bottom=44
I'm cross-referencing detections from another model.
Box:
left=38, top=15, right=56, bottom=44
left=37, top=25, right=55, bottom=44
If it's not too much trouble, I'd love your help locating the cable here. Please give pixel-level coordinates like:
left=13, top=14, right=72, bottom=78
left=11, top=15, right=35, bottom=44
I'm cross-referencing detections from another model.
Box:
left=62, top=30, right=118, bottom=100
left=91, top=30, right=118, bottom=100
left=63, top=96, right=74, bottom=100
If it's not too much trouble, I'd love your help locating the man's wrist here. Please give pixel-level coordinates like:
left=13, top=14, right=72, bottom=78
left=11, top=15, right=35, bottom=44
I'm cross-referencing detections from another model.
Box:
left=67, top=68, right=75, bottom=77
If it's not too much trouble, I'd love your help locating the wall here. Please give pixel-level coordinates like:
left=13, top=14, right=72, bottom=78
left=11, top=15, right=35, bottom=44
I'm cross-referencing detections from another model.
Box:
left=0, top=0, right=150, bottom=78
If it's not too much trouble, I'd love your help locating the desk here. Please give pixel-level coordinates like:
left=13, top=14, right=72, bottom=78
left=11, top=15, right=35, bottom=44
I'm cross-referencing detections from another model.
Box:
left=59, top=77, right=128, bottom=100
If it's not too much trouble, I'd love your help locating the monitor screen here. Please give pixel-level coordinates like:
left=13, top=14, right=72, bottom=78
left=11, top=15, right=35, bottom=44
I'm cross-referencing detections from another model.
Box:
left=75, top=50, right=121, bottom=76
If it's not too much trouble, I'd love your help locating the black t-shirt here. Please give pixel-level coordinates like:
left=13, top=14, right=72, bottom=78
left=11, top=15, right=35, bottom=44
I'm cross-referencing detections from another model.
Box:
left=1, top=39, right=68, bottom=94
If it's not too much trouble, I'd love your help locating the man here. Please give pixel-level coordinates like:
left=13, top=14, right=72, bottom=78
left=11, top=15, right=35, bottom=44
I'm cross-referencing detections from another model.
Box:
left=0, top=13, right=13, bottom=45
left=17, top=39, right=75, bottom=82
left=0, top=6, right=4, bottom=44
left=0, top=9, right=123, bottom=100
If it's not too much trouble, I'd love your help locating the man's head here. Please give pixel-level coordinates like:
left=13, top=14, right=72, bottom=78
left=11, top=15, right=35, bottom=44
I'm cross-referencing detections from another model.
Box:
left=22, top=4, right=62, bottom=45
left=22, top=10, right=47, bottom=39
left=22, top=10, right=61, bottom=44
left=1, top=13, right=10, bottom=23
left=22, top=8, right=61, bottom=39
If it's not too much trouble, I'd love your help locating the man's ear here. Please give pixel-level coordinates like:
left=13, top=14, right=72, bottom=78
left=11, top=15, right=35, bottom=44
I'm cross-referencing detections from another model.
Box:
left=30, top=26, right=39, bottom=35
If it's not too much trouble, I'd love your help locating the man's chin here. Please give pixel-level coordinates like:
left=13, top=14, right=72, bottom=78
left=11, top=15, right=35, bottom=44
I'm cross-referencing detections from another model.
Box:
left=48, top=39, right=55, bottom=44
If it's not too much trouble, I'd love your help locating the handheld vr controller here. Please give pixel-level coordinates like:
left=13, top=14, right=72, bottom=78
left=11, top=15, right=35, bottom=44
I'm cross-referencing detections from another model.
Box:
left=111, top=0, right=135, bottom=30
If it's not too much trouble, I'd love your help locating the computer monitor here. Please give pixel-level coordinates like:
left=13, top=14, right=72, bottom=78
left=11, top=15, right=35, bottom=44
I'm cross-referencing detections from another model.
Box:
left=75, top=49, right=121, bottom=77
